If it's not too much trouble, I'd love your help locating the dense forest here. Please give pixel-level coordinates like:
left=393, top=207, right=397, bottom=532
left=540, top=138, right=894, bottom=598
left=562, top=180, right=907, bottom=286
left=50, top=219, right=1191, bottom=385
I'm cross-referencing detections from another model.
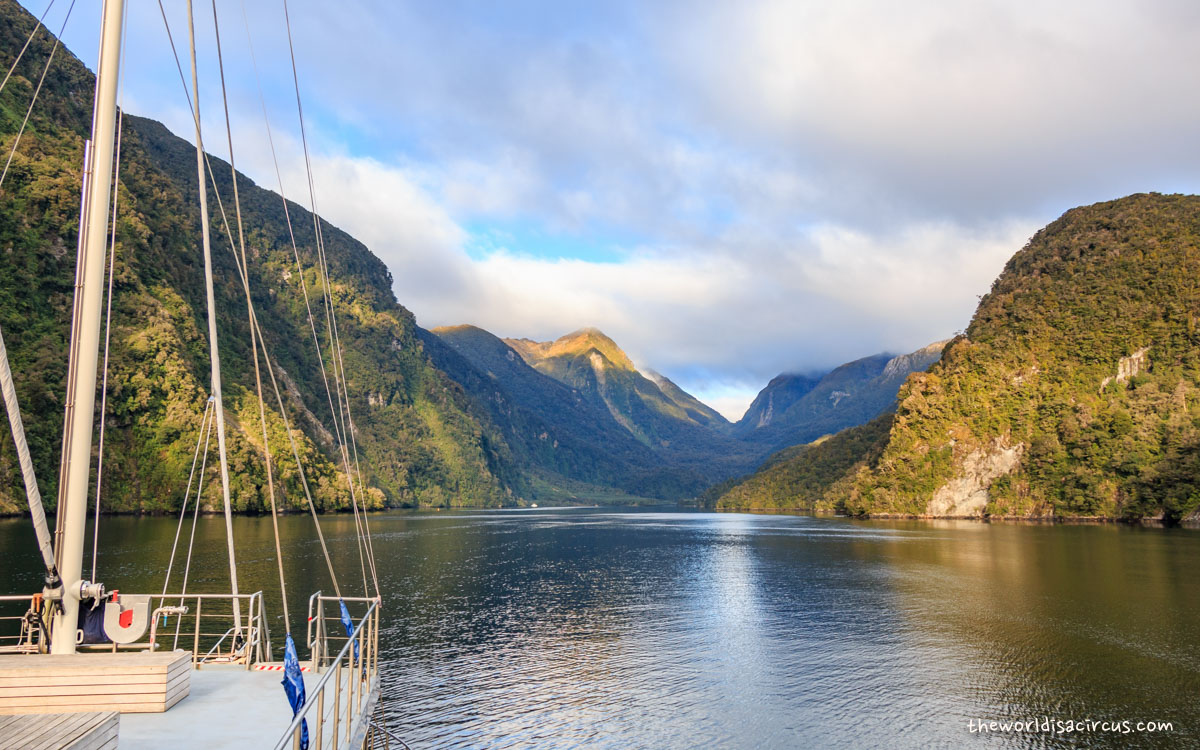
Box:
left=704, top=195, right=1200, bottom=523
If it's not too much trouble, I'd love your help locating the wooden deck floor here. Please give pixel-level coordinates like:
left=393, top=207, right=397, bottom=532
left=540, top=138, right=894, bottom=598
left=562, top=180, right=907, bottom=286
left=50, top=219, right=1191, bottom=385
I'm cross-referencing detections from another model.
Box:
left=0, top=711, right=119, bottom=750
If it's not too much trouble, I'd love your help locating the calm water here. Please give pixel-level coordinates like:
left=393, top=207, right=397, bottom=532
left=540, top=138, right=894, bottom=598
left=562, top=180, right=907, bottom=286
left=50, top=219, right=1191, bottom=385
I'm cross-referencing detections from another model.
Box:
left=2, top=508, right=1198, bottom=748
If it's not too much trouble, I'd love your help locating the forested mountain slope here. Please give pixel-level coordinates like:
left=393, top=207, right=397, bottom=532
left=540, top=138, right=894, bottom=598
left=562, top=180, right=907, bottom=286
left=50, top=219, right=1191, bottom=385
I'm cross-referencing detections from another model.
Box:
left=849, top=194, right=1200, bottom=522
left=437, top=326, right=759, bottom=498
left=0, top=0, right=516, bottom=513
left=705, top=414, right=894, bottom=512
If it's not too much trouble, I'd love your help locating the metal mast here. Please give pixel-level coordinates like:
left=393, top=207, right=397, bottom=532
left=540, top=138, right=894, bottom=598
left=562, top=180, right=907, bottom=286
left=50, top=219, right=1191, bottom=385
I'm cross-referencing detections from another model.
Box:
left=50, top=0, right=125, bottom=655
left=186, top=0, right=242, bottom=636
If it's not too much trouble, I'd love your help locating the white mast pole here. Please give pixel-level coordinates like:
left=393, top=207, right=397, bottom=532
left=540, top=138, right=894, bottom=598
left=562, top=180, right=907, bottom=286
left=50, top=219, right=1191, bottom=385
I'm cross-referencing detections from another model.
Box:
left=50, top=0, right=125, bottom=655
left=186, top=0, right=242, bottom=636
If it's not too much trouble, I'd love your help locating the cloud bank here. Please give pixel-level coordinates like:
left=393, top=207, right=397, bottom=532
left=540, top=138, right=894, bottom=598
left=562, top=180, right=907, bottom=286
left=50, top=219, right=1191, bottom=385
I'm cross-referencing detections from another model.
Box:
left=41, top=0, right=1200, bottom=419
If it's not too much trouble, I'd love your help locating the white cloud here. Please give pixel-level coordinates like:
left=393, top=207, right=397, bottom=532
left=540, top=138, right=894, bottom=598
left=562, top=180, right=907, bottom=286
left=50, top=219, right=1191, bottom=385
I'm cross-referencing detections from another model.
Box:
left=249, top=143, right=1029, bottom=407
left=42, top=0, right=1200, bottom=413
left=654, top=0, right=1200, bottom=219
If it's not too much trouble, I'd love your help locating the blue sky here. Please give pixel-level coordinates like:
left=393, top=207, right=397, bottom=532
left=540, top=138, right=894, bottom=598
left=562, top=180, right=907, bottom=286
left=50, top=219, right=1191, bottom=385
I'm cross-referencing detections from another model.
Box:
left=28, top=0, right=1200, bottom=419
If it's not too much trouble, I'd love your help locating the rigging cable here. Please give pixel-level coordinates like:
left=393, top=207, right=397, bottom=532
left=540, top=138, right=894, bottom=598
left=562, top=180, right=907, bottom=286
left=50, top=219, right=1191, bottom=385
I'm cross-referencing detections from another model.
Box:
left=0, top=0, right=77, bottom=192
left=244, top=1, right=376, bottom=597
left=185, top=0, right=243, bottom=640
left=173, top=404, right=214, bottom=651
left=157, top=0, right=344, bottom=600
left=210, top=0, right=289, bottom=629
left=282, top=0, right=378, bottom=597
left=160, top=398, right=214, bottom=601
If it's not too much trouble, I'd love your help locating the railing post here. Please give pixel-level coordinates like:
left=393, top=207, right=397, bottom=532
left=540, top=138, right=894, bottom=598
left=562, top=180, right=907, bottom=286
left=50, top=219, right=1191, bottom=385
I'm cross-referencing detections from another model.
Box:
left=247, top=596, right=254, bottom=670
left=344, top=651, right=352, bottom=748
left=348, top=637, right=357, bottom=732
left=315, top=683, right=325, bottom=750
left=193, top=598, right=202, bottom=666
left=332, top=660, right=341, bottom=748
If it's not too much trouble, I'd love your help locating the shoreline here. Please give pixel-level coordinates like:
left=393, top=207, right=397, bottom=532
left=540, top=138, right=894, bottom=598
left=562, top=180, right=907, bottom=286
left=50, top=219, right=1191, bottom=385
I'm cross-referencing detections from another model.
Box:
left=712, top=506, right=1200, bottom=527
left=3, top=503, right=1197, bottom=528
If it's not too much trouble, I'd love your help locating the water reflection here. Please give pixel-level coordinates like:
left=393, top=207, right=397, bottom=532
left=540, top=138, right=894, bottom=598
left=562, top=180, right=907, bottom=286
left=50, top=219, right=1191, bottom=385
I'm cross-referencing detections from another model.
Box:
left=1, top=510, right=1197, bottom=748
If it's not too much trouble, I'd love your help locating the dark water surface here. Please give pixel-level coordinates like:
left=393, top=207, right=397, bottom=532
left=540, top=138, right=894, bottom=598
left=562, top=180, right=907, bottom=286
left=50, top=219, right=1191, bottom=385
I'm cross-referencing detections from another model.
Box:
left=2, top=508, right=1198, bottom=748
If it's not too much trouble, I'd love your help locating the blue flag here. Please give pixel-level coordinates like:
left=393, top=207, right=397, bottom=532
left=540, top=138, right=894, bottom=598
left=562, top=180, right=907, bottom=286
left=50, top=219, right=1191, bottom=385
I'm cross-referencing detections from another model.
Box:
left=281, top=633, right=309, bottom=750
left=339, top=599, right=359, bottom=660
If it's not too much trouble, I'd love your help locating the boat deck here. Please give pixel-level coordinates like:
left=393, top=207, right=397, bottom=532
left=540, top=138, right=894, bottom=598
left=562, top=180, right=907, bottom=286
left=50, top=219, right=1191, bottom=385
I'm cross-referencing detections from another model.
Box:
left=0, top=711, right=118, bottom=749
left=119, top=664, right=375, bottom=750
left=118, top=666, right=315, bottom=749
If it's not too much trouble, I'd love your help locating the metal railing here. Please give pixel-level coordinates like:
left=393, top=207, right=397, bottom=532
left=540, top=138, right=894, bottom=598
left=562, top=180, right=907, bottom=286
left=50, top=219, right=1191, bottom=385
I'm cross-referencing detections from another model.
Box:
left=141, top=591, right=272, bottom=668
left=307, top=593, right=378, bottom=672
left=277, top=596, right=380, bottom=750
left=0, top=590, right=271, bottom=666
left=0, top=593, right=45, bottom=654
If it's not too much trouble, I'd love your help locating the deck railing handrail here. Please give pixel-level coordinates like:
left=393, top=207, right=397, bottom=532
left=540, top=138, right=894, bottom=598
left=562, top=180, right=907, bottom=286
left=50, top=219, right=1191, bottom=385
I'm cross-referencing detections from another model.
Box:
left=0, top=593, right=44, bottom=652
left=275, top=597, right=380, bottom=750
left=0, top=590, right=270, bottom=664
left=307, top=593, right=379, bottom=671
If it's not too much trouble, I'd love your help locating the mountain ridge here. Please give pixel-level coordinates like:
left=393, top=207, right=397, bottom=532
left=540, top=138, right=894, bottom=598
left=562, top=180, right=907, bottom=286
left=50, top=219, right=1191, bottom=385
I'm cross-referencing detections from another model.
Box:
left=735, top=341, right=947, bottom=450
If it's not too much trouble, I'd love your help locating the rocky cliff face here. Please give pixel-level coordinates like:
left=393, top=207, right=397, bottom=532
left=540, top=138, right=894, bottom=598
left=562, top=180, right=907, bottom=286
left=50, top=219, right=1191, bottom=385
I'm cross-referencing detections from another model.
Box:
left=880, top=341, right=948, bottom=382
left=1101, top=347, right=1150, bottom=390
left=926, top=437, right=1024, bottom=516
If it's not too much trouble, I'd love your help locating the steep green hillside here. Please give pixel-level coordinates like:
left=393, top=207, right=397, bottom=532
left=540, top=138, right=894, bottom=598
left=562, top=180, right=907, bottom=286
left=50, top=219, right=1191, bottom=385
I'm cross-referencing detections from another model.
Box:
left=705, top=414, right=893, bottom=512
left=0, top=0, right=514, bottom=513
left=738, top=342, right=946, bottom=450
left=849, top=194, right=1200, bottom=523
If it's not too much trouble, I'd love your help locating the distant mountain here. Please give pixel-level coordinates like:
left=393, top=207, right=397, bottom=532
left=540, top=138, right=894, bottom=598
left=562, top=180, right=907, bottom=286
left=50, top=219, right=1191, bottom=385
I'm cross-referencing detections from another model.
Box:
left=847, top=194, right=1200, bottom=523
left=505, top=328, right=731, bottom=445
left=422, top=325, right=661, bottom=496
left=427, top=326, right=755, bottom=499
left=704, top=414, right=894, bottom=512
left=736, top=373, right=824, bottom=431
left=736, top=342, right=947, bottom=450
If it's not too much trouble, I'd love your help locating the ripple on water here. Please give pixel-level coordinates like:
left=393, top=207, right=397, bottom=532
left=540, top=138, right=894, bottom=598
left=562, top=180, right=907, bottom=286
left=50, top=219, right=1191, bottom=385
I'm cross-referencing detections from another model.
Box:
left=361, top=509, right=1200, bottom=749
